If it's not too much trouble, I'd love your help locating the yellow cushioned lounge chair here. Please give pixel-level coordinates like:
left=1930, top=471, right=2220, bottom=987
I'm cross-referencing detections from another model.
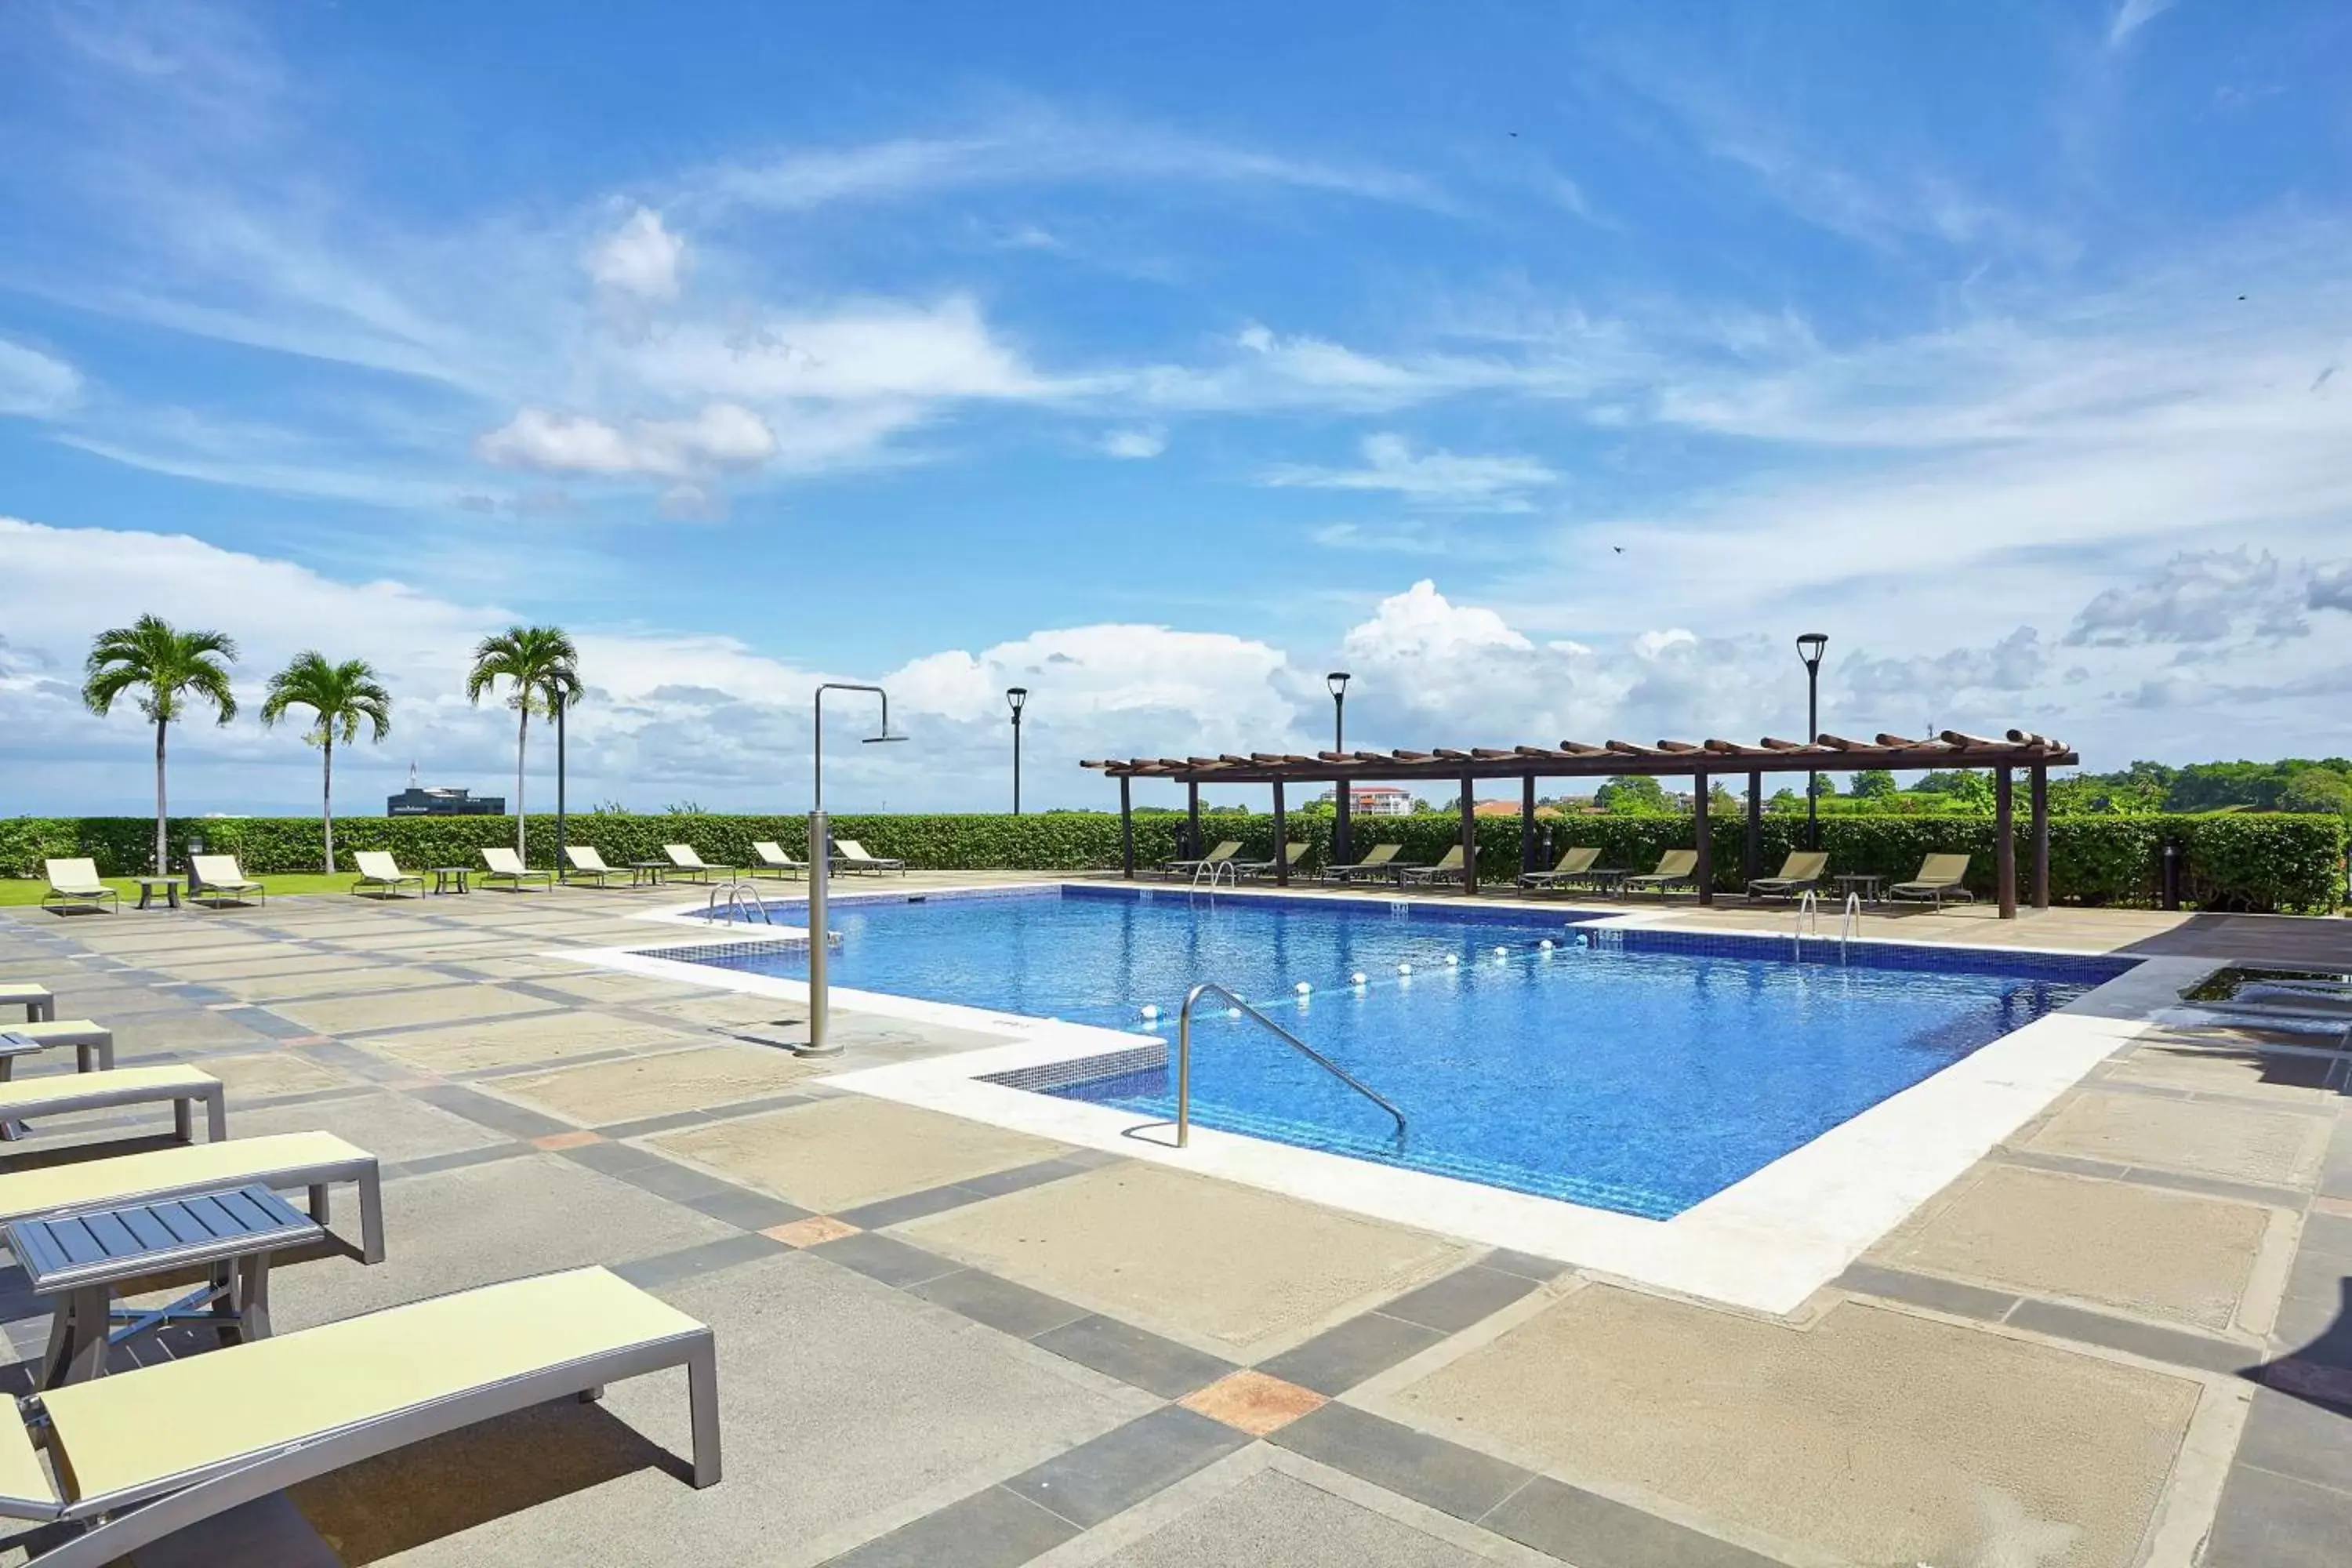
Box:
left=40, top=862, right=116, bottom=917
left=1160, top=840, right=1241, bottom=880
left=1518, top=846, right=1599, bottom=890
left=479, top=847, right=552, bottom=891
left=0, top=1131, right=383, bottom=1264
left=830, top=840, right=905, bottom=876
left=664, top=844, right=730, bottom=884
left=350, top=850, right=424, bottom=898
left=1626, top=848, right=1700, bottom=897
left=187, top=856, right=263, bottom=909
left=1745, top=850, right=1828, bottom=902
left=1398, top=845, right=1467, bottom=885
left=1322, top=842, right=1402, bottom=884
left=1889, top=853, right=1975, bottom=909
left=749, top=840, right=805, bottom=880
left=0, top=1267, right=718, bottom=1566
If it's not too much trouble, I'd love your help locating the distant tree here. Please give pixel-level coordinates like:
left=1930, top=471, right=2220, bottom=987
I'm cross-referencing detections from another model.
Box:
left=465, top=626, right=580, bottom=857
left=1766, top=786, right=1802, bottom=812
left=1596, top=775, right=1669, bottom=814
left=260, top=652, right=392, bottom=873
left=1851, top=768, right=1900, bottom=801
left=82, top=615, right=239, bottom=876
left=2280, top=768, right=2352, bottom=815
left=665, top=800, right=706, bottom=815
left=1946, top=770, right=1996, bottom=811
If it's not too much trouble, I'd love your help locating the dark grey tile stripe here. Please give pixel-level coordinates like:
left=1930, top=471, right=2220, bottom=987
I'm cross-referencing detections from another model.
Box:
left=1482, top=1474, right=1789, bottom=1568
left=834, top=1155, right=1116, bottom=1232
left=908, top=1269, right=1090, bottom=1341
left=611, top=1231, right=789, bottom=1290
left=407, top=1082, right=575, bottom=1140
left=1001, top=1406, right=1251, bottom=1529
left=381, top=1143, right=535, bottom=1182
left=1997, top=1146, right=2308, bottom=1209
left=1029, top=1315, right=1236, bottom=1399
left=1836, top=1260, right=2261, bottom=1374
left=809, top=1232, right=964, bottom=1290
left=821, top=1483, right=1079, bottom=1568
left=1257, top=1310, right=1448, bottom=1396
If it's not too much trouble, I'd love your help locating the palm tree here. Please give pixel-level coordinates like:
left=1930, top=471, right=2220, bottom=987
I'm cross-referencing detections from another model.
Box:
left=260, top=653, right=392, bottom=874
left=82, top=615, right=239, bottom=876
left=466, top=625, right=579, bottom=858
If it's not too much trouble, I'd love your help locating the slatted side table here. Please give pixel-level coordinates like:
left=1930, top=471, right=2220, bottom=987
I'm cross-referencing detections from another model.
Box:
left=9, top=1184, right=325, bottom=1387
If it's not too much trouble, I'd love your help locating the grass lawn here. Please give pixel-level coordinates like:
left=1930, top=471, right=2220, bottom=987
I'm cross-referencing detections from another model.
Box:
left=0, top=872, right=379, bottom=906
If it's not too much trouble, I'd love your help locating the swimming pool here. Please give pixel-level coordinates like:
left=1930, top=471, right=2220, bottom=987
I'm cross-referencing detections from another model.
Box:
left=668, top=886, right=2131, bottom=1220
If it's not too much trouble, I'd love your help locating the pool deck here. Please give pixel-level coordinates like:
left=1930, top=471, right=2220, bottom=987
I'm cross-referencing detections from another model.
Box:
left=0, top=873, right=2345, bottom=1566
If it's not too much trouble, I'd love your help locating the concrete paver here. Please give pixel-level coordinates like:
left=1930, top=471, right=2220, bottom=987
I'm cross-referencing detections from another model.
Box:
left=653, top=1094, right=1067, bottom=1214
left=1875, top=1163, right=2271, bottom=1330
left=487, top=1041, right=822, bottom=1125
left=1392, top=1286, right=2203, bottom=1568
left=2026, top=1091, right=2332, bottom=1189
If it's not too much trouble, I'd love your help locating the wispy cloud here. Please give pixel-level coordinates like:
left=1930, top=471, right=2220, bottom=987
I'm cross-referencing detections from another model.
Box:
left=0, top=337, right=82, bottom=416
left=2108, top=0, right=2180, bottom=47
left=1265, top=434, right=1558, bottom=511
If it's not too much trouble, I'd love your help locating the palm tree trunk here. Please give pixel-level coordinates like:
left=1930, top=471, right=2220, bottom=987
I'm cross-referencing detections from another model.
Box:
left=515, top=706, right=529, bottom=858
left=321, top=735, right=336, bottom=875
left=153, top=715, right=169, bottom=877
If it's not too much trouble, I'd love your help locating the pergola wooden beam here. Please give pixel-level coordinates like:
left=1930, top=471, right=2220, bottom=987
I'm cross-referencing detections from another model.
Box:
left=1091, top=727, right=2076, bottom=918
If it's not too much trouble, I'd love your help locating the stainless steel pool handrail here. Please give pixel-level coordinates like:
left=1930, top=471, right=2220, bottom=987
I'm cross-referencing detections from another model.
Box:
left=707, top=878, right=772, bottom=924
left=1174, top=981, right=1406, bottom=1149
left=1793, top=889, right=1820, bottom=960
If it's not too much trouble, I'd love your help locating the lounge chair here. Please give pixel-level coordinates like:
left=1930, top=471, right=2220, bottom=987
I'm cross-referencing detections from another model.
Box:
left=0, top=1130, right=384, bottom=1264
left=0, top=1065, right=225, bottom=1146
left=479, top=846, right=552, bottom=891
left=831, top=840, right=905, bottom=876
left=1746, top=850, right=1829, bottom=902
left=0, top=1266, right=717, bottom=1566
left=1889, top=853, right=1975, bottom=909
left=1518, top=846, right=1599, bottom=891
left=1235, top=843, right=1308, bottom=881
left=187, top=856, right=264, bottom=908
left=1625, top=849, right=1700, bottom=898
left=350, top=850, right=424, bottom=898
left=665, top=844, right=730, bottom=884
left=40, top=861, right=116, bottom=917
left=0, top=985, right=54, bottom=1024
left=1321, top=843, right=1402, bottom=884
left=748, top=840, right=806, bottom=880
left=564, top=845, right=622, bottom=887
left=1, top=1022, right=115, bottom=1074
left=1160, top=840, right=1242, bottom=880
left=1398, top=846, right=1468, bottom=886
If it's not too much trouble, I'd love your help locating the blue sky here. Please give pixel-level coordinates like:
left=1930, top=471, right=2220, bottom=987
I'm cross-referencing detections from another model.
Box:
left=3, top=0, right=2350, bottom=815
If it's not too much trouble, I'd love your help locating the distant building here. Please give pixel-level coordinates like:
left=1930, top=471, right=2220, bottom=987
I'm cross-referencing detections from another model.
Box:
left=1317, top=785, right=1416, bottom=816
left=387, top=786, right=503, bottom=817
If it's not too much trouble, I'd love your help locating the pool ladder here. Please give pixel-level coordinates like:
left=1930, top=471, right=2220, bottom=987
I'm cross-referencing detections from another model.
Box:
left=1191, top=858, right=1238, bottom=893
left=1173, top=981, right=1406, bottom=1149
left=707, top=878, right=772, bottom=925
left=1792, top=891, right=1861, bottom=962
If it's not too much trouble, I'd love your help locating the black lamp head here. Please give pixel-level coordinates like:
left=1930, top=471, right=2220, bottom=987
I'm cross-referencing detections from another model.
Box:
left=1327, top=670, right=1352, bottom=698
left=1795, top=632, right=1828, bottom=670
left=1006, top=685, right=1028, bottom=717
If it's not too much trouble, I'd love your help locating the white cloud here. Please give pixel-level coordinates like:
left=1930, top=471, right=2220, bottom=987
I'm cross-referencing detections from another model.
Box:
left=585, top=207, right=685, bottom=299
left=1264, top=434, right=1557, bottom=511
left=2066, top=549, right=2318, bottom=647
left=0, top=338, right=83, bottom=417
left=474, top=403, right=778, bottom=479
left=2109, top=0, right=2180, bottom=46
left=1099, top=427, right=1166, bottom=459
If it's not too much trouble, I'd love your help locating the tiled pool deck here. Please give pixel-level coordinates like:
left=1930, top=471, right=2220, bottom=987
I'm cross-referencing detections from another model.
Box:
left=0, top=872, right=2345, bottom=1566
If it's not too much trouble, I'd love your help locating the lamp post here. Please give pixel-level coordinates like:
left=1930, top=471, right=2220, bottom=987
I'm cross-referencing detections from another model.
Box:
left=1006, top=687, right=1028, bottom=815
left=1796, top=632, right=1828, bottom=851
left=1327, top=671, right=1352, bottom=868
left=804, top=682, right=905, bottom=1059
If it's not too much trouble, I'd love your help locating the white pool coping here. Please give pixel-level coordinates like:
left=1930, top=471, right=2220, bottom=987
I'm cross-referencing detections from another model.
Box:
left=559, top=881, right=2218, bottom=1316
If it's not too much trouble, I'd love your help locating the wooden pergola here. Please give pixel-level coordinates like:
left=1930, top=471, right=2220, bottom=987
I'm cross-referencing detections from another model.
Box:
left=1083, top=728, right=2078, bottom=919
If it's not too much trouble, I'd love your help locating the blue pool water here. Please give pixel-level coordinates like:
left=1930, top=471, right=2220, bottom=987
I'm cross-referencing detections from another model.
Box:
left=677, top=887, right=2129, bottom=1218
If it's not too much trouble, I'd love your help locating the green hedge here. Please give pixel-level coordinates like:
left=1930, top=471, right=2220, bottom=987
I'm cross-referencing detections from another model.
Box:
left=2, top=808, right=2343, bottom=913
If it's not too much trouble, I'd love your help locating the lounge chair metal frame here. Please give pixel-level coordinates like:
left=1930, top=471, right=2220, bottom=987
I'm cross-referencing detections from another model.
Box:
left=1232, top=843, right=1308, bottom=882
left=1625, top=850, right=1700, bottom=898
left=829, top=840, right=906, bottom=877
left=562, top=846, right=622, bottom=887
left=0, top=1269, right=718, bottom=1567
left=1888, top=853, right=1976, bottom=909
left=1517, top=847, right=1599, bottom=891
left=1398, top=847, right=1468, bottom=886
left=479, top=849, right=552, bottom=892
left=663, top=844, right=730, bottom=884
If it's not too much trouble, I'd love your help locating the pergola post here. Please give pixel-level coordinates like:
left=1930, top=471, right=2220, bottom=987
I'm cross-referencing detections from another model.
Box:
left=1744, top=771, right=1762, bottom=886
left=1119, top=776, right=1134, bottom=880
left=1334, top=776, right=1353, bottom=871
left=1520, top=773, right=1537, bottom=874
left=1186, top=781, right=1202, bottom=859
left=1272, top=779, right=1290, bottom=887
left=1694, top=769, right=1713, bottom=906
left=1460, top=771, right=1478, bottom=896
left=1995, top=765, right=2016, bottom=919
left=2031, top=764, right=2049, bottom=910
